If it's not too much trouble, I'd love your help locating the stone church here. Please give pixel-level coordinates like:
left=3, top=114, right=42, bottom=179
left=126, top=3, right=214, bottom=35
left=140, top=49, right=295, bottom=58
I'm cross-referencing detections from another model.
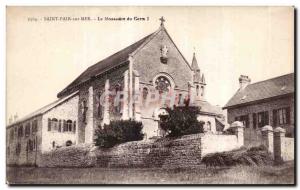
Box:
left=7, top=18, right=225, bottom=164
left=56, top=17, right=224, bottom=143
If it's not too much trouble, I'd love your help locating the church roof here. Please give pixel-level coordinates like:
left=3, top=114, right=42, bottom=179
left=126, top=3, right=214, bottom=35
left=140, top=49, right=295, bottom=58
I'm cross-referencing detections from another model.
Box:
left=192, top=100, right=223, bottom=116
left=223, top=73, right=294, bottom=109
left=57, top=33, right=154, bottom=97
left=58, top=21, right=193, bottom=98
left=7, top=91, right=78, bottom=128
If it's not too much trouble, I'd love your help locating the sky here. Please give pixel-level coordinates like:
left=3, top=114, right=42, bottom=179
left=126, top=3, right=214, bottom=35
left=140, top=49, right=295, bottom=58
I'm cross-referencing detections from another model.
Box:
left=6, top=6, right=294, bottom=122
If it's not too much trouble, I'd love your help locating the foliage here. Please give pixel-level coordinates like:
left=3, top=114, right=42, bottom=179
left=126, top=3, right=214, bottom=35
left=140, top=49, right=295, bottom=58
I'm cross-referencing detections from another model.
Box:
left=94, top=120, right=144, bottom=148
left=202, top=145, right=273, bottom=167
left=159, top=106, right=204, bottom=137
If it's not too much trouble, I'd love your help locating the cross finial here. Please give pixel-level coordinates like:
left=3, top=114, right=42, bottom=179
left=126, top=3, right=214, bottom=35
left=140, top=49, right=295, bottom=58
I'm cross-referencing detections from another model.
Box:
left=159, top=16, right=165, bottom=26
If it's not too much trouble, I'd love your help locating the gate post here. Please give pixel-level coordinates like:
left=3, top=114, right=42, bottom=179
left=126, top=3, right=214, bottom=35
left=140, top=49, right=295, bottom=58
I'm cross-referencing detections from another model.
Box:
left=261, top=125, right=274, bottom=156
left=274, top=127, right=286, bottom=164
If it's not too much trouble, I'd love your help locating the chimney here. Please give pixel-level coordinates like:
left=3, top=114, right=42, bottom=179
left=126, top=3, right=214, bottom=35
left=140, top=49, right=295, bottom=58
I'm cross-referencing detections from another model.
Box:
left=239, top=75, right=251, bottom=90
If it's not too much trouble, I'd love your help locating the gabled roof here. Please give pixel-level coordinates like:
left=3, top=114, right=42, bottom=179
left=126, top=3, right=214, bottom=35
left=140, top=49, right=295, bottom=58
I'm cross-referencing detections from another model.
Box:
left=57, top=32, right=155, bottom=97
left=58, top=23, right=193, bottom=98
left=223, top=73, right=294, bottom=109
left=7, top=91, right=78, bottom=128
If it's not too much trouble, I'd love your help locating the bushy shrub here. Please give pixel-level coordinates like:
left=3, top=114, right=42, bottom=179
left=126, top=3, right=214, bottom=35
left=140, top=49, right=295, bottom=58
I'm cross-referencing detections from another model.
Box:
left=94, top=120, right=144, bottom=148
left=159, top=106, right=204, bottom=137
left=202, top=145, right=273, bottom=167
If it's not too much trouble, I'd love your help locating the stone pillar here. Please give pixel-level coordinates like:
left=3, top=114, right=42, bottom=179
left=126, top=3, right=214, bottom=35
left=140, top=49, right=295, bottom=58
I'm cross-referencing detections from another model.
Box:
left=133, top=71, right=141, bottom=121
left=85, top=86, right=94, bottom=144
left=232, top=121, right=244, bottom=147
left=261, top=125, right=274, bottom=154
left=102, top=79, right=110, bottom=126
left=128, top=55, right=133, bottom=119
left=274, top=127, right=286, bottom=163
left=122, top=70, right=129, bottom=120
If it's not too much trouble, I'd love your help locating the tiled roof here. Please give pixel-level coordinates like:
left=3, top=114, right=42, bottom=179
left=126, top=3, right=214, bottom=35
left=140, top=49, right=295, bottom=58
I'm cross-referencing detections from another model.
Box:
left=57, top=32, right=155, bottom=97
left=223, top=73, right=294, bottom=109
left=7, top=91, right=78, bottom=128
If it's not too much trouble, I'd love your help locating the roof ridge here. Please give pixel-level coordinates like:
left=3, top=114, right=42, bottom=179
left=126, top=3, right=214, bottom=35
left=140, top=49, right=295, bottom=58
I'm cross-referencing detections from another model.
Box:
left=247, top=72, right=294, bottom=87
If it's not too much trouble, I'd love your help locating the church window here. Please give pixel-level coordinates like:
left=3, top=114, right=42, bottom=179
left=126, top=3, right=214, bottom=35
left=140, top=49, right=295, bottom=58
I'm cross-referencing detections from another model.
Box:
left=155, top=76, right=171, bottom=94
left=196, top=85, right=200, bottom=96
left=178, top=93, right=183, bottom=105
left=25, top=123, right=30, bottom=137
left=201, top=86, right=204, bottom=96
left=142, top=87, right=148, bottom=100
left=52, top=141, right=56, bottom=148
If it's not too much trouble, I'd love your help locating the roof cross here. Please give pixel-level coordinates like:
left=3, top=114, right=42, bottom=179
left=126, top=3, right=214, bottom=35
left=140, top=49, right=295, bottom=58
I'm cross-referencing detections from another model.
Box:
left=159, top=16, right=165, bottom=26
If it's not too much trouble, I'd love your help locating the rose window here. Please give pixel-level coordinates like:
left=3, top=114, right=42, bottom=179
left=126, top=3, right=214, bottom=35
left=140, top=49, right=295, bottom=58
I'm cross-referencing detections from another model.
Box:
left=155, top=76, right=171, bottom=94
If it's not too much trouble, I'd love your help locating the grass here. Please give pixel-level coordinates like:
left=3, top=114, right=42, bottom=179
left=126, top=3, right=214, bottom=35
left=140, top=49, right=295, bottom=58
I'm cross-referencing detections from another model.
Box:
left=6, top=161, right=294, bottom=184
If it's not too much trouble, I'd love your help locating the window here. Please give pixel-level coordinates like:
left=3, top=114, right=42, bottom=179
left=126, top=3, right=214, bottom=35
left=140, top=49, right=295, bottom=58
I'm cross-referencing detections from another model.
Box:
left=16, top=143, right=21, bottom=155
left=48, top=118, right=51, bottom=131
left=52, top=141, right=56, bottom=148
left=114, top=84, right=122, bottom=114
left=25, top=123, right=30, bottom=137
left=67, top=120, right=73, bottom=132
left=155, top=76, right=171, bottom=94
left=196, top=85, right=199, bottom=96
left=142, top=87, right=148, bottom=100
left=273, top=107, right=290, bottom=126
left=18, top=125, right=23, bottom=138
left=235, top=115, right=249, bottom=128
left=32, top=120, right=38, bottom=134
left=258, top=111, right=269, bottom=128
left=178, top=93, right=183, bottom=105
left=66, top=140, right=72, bottom=146
left=201, top=86, right=204, bottom=96
left=9, top=130, right=14, bottom=142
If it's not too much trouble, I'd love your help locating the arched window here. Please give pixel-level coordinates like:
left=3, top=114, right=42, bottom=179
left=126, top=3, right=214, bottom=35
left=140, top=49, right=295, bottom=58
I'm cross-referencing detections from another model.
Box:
left=196, top=85, right=200, bottom=96
left=52, top=118, right=58, bottom=131
left=201, top=86, right=204, bottom=96
left=52, top=141, right=56, bottom=148
left=58, top=120, right=62, bottom=132
left=155, top=76, right=171, bottom=94
left=66, top=140, right=72, bottom=146
left=142, top=87, right=148, bottom=100
left=66, top=120, right=73, bottom=132
left=113, top=84, right=122, bottom=114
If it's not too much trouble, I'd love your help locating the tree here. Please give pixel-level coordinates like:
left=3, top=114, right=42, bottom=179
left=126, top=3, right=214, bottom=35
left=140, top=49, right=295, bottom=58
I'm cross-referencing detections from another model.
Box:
left=159, top=106, right=204, bottom=137
left=94, top=120, right=144, bottom=148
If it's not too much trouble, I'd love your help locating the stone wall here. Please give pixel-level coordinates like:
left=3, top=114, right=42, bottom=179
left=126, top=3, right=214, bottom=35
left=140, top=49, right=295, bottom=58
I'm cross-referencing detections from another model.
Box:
left=282, top=137, right=294, bottom=161
left=95, top=132, right=242, bottom=168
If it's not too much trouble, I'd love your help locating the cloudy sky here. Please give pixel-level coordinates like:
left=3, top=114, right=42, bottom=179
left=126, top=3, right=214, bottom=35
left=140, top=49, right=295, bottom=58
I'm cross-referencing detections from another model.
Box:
left=6, top=6, right=294, bottom=122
